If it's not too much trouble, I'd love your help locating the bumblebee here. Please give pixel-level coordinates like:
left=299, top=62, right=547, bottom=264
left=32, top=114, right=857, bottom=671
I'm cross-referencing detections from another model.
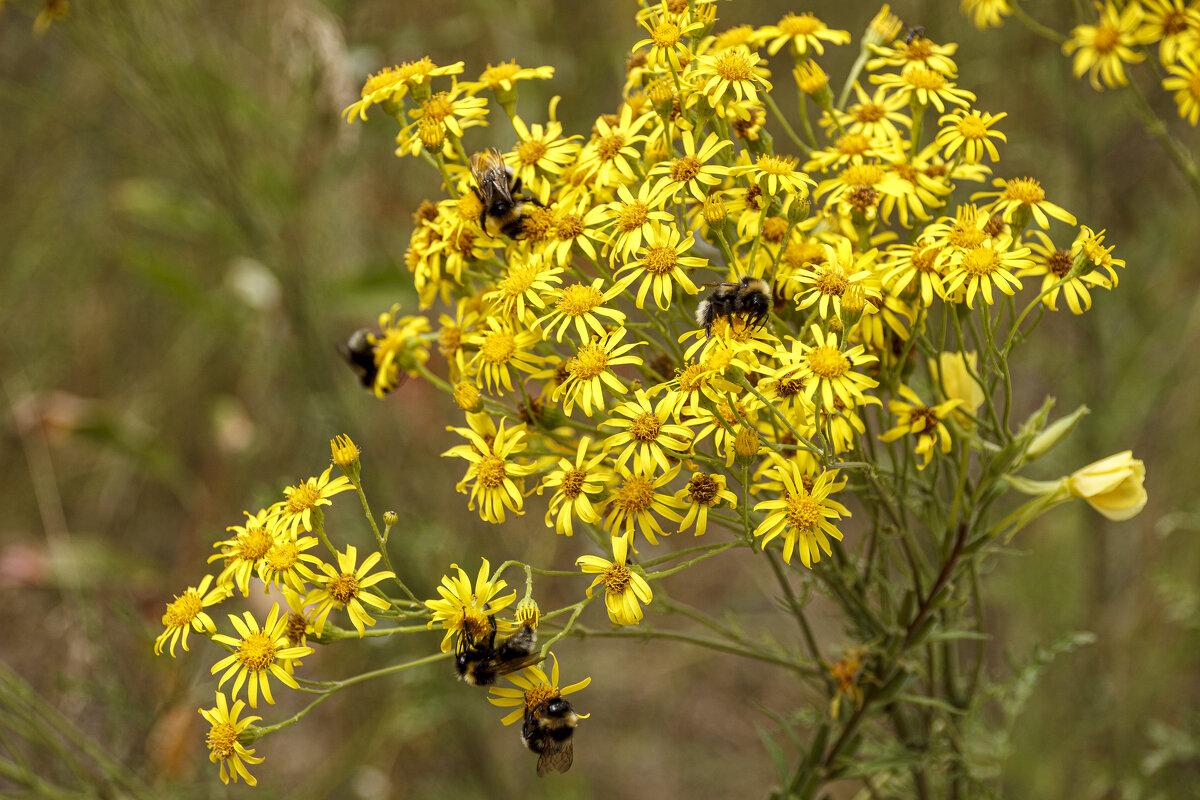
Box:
left=522, top=695, right=579, bottom=777
left=337, top=329, right=380, bottom=391
left=455, top=615, right=539, bottom=687
left=904, top=25, right=926, bottom=44
left=695, top=275, right=772, bottom=338
left=469, top=148, right=540, bottom=239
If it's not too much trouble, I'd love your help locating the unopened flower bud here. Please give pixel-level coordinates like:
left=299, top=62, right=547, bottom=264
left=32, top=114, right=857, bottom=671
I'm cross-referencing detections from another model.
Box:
left=453, top=381, right=483, bottom=412
left=1067, top=451, right=1147, bottom=521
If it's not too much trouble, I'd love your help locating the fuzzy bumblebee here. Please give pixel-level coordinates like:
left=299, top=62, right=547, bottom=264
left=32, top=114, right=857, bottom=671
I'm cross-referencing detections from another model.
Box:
left=695, top=276, right=772, bottom=338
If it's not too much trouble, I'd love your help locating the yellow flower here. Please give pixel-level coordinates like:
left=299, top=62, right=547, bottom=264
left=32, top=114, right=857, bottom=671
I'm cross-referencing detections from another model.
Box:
left=425, top=558, right=516, bottom=653
left=395, top=80, right=489, bottom=157
left=574, top=103, right=655, bottom=188
left=878, top=385, right=964, bottom=469
left=1141, top=0, right=1200, bottom=64
left=342, top=58, right=464, bottom=123
left=507, top=97, right=582, bottom=203
left=210, top=604, right=313, bottom=708
left=757, top=12, right=851, bottom=57
left=943, top=235, right=1032, bottom=308
left=443, top=414, right=536, bottom=524
left=482, top=257, right=563, bottom=327
left=1022, top=229, right=1112, bottom=314
left=603, top=461, right=686, bottom=545
left=462, top=60, right=555, bottom=102
left=256, top=533, right=323, bottom=594
left=935, top=108, right=1007, bottom=164
left=1063, top=1, right=1151, bottom=91
left=488, top=652, right=590, bottom=725
left=1162, top=53, right=1200, bottom=124
left=308, top=545, right=396, bottom=637
left=774, top=325, right=880, bottom=411
left=199, top=692, right=264, bottom=786
left=464, top=317, right=545, bottom=396
left=869, top=65, right=975, bottom=113
left=753, top=457, right=850, bottom=568
left=551, top=327, right=644, bottom=417
left=675, top=472, right=738, bottom=536
left=601, top=388, right=696, bottom=473
left=634, top=1, right=705, bottom=71
left=535, top=278, right=629, bottom=343
left=973, top=176, right=1077, bottom=229
left=822, top=82, right=911, bottom=141
left=577, top=536, right=654, bottom=625
left=961, top=0, right=1012, bottom=30
left=207, top=508, right=278, bottom=597
left=693, top=45, right=773, bottom=106
left=155, top=574, right=230, bottom=657
left=369, top=304, right=433, bottom=397
left=791, top=237, right=882, bottom=322
left=868, top=31, right=960, bottom=76
left=1068, top=451, right=1148, bottom=521
left=882, top=238, right=951, bottom=307
left=929, top=351, right=986, bottom=429
left=614, top=224, right=706, bottom=310
left=583, top=179, right=674, bottom=261
left=538, top=436, right=615, bottom=536
left=277, top=466, right=353, bottom=538
left=647, top=130, right=731, bottom=202
left=728, top=153, right=816, bottom=198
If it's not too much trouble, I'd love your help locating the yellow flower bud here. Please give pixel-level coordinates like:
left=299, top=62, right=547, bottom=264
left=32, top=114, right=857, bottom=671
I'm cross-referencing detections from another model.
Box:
left=330, top=434, right=361, bottom=481
left=1067, top=451, right=1147, bottom=521
left=929, top=352, right=985, bottom=428
left=453, top=381, right=483, bottom=412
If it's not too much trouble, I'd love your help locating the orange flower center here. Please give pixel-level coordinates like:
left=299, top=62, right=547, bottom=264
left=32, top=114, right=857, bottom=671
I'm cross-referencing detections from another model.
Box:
left=327, top=571, right=361, bottom=604
left=237, top=631, right=277, bottom=671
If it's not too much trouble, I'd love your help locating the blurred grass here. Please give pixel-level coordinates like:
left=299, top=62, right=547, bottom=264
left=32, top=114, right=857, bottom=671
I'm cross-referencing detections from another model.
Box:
left=1, top=0, right=1198, bottom=797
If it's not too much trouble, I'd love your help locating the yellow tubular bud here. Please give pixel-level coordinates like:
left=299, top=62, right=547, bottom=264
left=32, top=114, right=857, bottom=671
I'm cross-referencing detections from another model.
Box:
left=1067, top=451, right=1147, bottom=521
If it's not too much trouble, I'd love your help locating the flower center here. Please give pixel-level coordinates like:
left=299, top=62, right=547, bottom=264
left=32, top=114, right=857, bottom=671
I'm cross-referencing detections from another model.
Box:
left=652, top=20, right=682, bottom=47
left=758, top=154, right=799, bottom=175
left=686, top=473, right=719, bottom=505
left=517, top=139, right=548, bottom=165
left=776, top=377, right=806, bottom=398
left=558, top=284, right=604, bottom=316
left=911, top=406, right=938, bottom=432
left=556, top=213, right=584, bottom=240
left=1093, top=25, right=1119, bottom=53
left=642, top=245, right=679, bottom=275
left=236, top=527, right=273, bottom=561
left=905, top=66, right=947, bottom=91
left=285, top=483, right=321, bottom=514
left=481, top=329, right=516, bottom=364
left=913, top=244, right=943, bottom=272
left=615, top=475, right=654, bottom=513
left=163, top=592, right=202, bottom=627
left=237, top=632, right=277, bottom=671
left=285, top=612, right=308, bottom=646
left=670, top=154, right=702, bottom=182
left=714, top=50, right=754, bottom=81
left=1162, top=10, right=1189, bottom=36
left=602, top=561, right=633, bottom=593
left=815, top=270, right=848, bottom=297
left=779, top=12, right=821, bottom=36
left=497, top=263, right=539, bottom=299
left=561, top=468, right=587, bottom=499
left=264, top=540, right=299, bottom=571
left=422, top=93, right=455, bottom=123
left=1047, top=248, right=1073, bottom=277
left=596, top=133, right=626, bottom=161
left=835, top=133, right=872, bottom=157
left=328, top=571, right=361, bottom=604
left=959, top=246, right=1000, bottom=276
left=616, top=201, right=650, bottom=233
left=784, top=491, right=821, bottom=532
left=206, top=722, right=238, bottom=759
left=947, top=225, right=986, bottom=250
left=957, top=113, right=989, bottom=139
left=1003, top=177, right=1046, bottom=205
left=841, top=163, right=884, bottom=187
left=478, top=456, right=508, bottom=488
left=762, top=216, right=789, bottom=243
left=853, top=102, right=885, bottom=123
left=571, top=344, right=610, bottom=380
left=807, top=344, right=850, bottom=378
left=784, top=241, right=826, bottom=269
left=481, top=62, right=520, bottom=85
left=676, top=362, right=710, bottom=392
left=524, top=683, right=560, bottom=713
left=628, top=412, right=662, bottom=443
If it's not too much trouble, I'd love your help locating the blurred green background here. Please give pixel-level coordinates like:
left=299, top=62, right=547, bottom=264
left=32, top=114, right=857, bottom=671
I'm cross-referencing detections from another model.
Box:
left=2, top=0, right=1198, bottom=797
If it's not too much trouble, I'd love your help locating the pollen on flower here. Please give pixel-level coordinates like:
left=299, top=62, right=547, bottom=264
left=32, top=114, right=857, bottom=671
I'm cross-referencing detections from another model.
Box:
left=481, top=329, right=517, bottom=365
left=164, top=593, right=204, bottom=627
left=571, top=344, right=611, bottom=380
left=670, top=154, right=702, bottom=182
left=616, top=201, right=650, bottom=232
left=1046, top=247, right=1073, bottom=277
left=714, top=50, right=754, bottom=81
left=327, top=572, right=361, bottom=604
left=555, top=213, right=585, bottom=240
left=1002, top=177, right=1046, bottom=205
left=561, top=469, right=587, bottom=499
left=686, top=473, right=720, bottom=505
left=784, top=492, right=822, bottom=531
left=596, top=133, right=626, bottom=160
left=807, top=344, right=851, bottom=378
left=614, top=475, right=655, bottom=514
left=959, top=246, right=1001, bottom=276
left=206, top=721, right=239, bottom=760
left=651, top=20, right=682, bottom=47
left=286, top=484, right=322, bottom=515
left=602, top=561, right=634, bottom=593
left=642, top=245, right=680, bottom=275
left=264, top=540, right=300, bottom=572
left=816, top=271, right=849, bottom=297
left=523, top=683, right=560, bottom=713
left=835, top=133, right=873, bottom=157
left=517, top=139, right=549, bottom=165
left=846, top=186, right=880, bottom=214
left=477, top=456, right=508, bottom=488
left=628, top=413, right=662, bottom=443
left=907, top=67, right=949, bottom=91
left=237, top=633, right=277, bottom=671
left=842, top=163, right=885, bottom=186
left=558, top=284, right=604, bottom=316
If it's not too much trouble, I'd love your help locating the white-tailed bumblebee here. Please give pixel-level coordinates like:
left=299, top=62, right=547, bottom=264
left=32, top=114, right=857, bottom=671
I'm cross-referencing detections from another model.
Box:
left=455, top=615, right=539, bottom=687
left=695, top=276, right=772, bottom=338
left=522, top=695, right=579, bottom=777
left=469, top=148, right=539, bottom=239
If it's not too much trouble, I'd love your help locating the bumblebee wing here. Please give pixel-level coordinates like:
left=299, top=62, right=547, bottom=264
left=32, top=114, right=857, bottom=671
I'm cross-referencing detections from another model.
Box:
left=700, top=281, right=740, bottom=289
left=496, top=652, right=545, bottom=677
left=537, top=740, right=573, bottom=777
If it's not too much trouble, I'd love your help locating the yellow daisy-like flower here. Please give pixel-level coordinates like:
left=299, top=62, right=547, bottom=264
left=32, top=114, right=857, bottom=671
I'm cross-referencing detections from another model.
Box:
left=775, top=325, right=880, bottom=411
left=507, top=97, right=582, bottom=203
left=603, top=461, right=686, bottom=546
left=1071, top=225, right=1125, bottom=285
left=693, top=45, right=774, bottom=106
left=879, top=385, right=965, bottom=469
left=396, top=80, right=490, bottom=157
left=488, top=652, right=591, bottom=726
left=1163, top=53, right=1200, bottom=124
left=308, top=544, right=396, bottom=637
left=822, top=82, right=911, bottom=141
left=1063, top=1, right=1151, bottom=91
left=881, top=237, right=952, bottom=307
left=634, top=1, right=705, bottom=71
left=277, top=466, right=353, bottom=539
left=425, top=558, right=517, bottom=653
left=443, top=414, right=536, bottom=524
left=207, top=508, right=278, bottom=597
left=154, top=574, right=230, bottom=657
left=757, top=12, right=851, bottom=57
left=675, top=472, right=738, bottom=536
left=614, top=224, right=706, bottom=310
left=575, top=104, right=655, bottom=188
left=653, top=351, right=743, bottom=422
left=342, top=58, right=464, bottom=123
left=647, top=130, right=732, bottom=203
left=577, top=536, right=654, bottom=625
left=792, top=238, right=882, bottom=322
left=583, top=179, right=674, bottom=261
left=753, top=457, right=851, bottom=568
left=972, top=176, right=1077, bottom=229
left=482, top=258, right=563, bottom=327
left=256, top=533, right=323, bottom=594
left=1021, top=229, right=1116, bottom=314
left=929, top=351, right=986, bottom=429
left=869, top=66, right=975, bottom=113
left=728, top=153, right=816, bottom=198
left=943, top=235, right=1033, bottom=308
left=464, top=317, right=544, bottom=396
left=211, top=604, right=313, bottom=708
left=199, top=692, right=264, bottom=786
left=369, top=304, right=433, bottom=398
left=961, top=0, right=1013, bottom=30
left=1141, top=0, right=1200, bottom=64
left=935, top=108, right=1007, bottom=164
left=602, top=388, right=696, bottom=473
left=538, top=436, right=615, bottom=536
left=867, top=33, right=960, bottom=77
left=462, top=60, right=554, bottom=98
left=552, top=327, right=645, bottom=417
left=535, top=278, right=629, bottom=343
